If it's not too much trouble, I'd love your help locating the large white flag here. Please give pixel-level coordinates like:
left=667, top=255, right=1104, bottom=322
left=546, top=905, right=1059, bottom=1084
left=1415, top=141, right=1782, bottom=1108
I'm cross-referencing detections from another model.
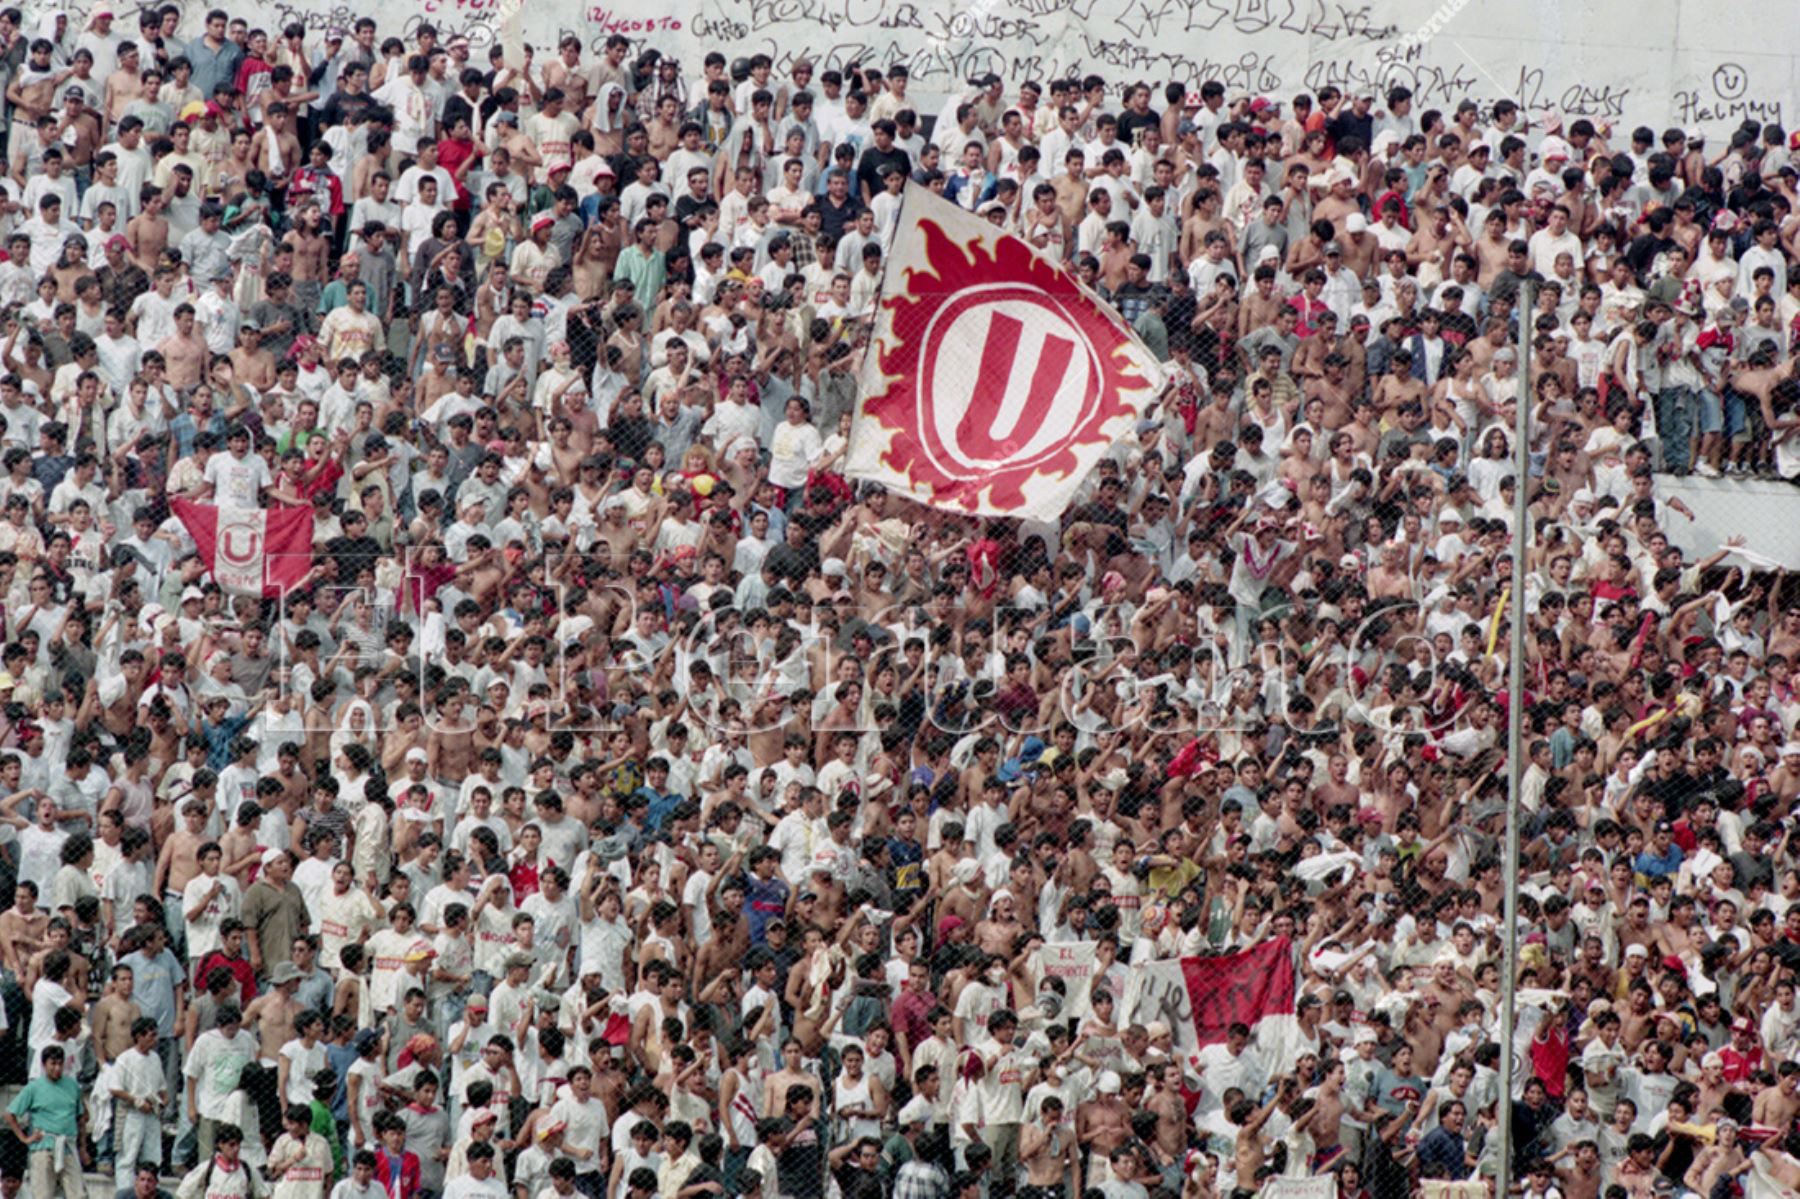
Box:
left=846, top=182, right=1164, bottom=520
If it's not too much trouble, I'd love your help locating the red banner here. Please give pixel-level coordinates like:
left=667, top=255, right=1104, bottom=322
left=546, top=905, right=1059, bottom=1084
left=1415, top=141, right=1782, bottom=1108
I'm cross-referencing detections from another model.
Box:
left=1178, top=937, right=1297, bottom=1046
left=172, top=499, right=315, bottom=597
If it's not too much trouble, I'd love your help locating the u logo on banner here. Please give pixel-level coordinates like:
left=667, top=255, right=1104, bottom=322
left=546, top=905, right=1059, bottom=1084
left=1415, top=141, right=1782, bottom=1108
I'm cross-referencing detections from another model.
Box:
left=958, top=311, right=1078, bottom=462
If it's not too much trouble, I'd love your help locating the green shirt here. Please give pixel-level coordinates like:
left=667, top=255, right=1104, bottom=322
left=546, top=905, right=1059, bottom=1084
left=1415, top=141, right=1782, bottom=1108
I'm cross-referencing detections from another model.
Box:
left=318, top=279, right=351, bottom=316
left=1133, top=310, right=1170, bottom=362
left=8, top=1073, right=81, bottom=1142
left=309, top=1100, right=345, bottom=1181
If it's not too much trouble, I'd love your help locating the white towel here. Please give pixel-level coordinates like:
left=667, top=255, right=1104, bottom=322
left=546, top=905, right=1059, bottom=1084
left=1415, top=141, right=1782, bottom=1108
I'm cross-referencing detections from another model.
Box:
left=263, top=125, right=284, bottom=177
left=591, top=83, right=626, bottom=133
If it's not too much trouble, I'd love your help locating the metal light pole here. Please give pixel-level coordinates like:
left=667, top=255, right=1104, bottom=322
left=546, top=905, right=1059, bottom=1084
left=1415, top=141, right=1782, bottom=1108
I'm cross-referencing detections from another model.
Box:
left=1495, top=280, right=1532, bottom=1198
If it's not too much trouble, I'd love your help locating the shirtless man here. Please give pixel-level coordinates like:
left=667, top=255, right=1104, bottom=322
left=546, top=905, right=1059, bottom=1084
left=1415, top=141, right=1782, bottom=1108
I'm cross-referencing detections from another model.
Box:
left=252, top=104, right=302, bottom=186
left=1074, top=1074, right=1131, bottom=1173
left=1472, top=210, right=1512, bottom=288
left=269, top=743, right=311, bottom=814
left=243, top=960, right=303, bottom=1060
left=1052, top=151, right=1089, bottom=230
left=126, top=185, right=168, bottom=271
left=1556, top=1140, right=1603, bottom=1199
left=157, top=303, right=207, bottom=390
left=1019, top=1096, right=1079, bottom=1198
left=94, top=654, right=147, bottom=743
left=542, top=38, right=592, bottom=117
left=427, top=692, right=478, bottom=785
left=1753, top=1063, right=1800, bottom=1127
left=0, top=880, right=50, bottom=979
left=24, top=919, right=91, bottom=999
left=1684, top=1123, right=1746, bottom=1199
left=6, top=42, right=69, bottom=144
left=90, top=962, right=141, bottom=1065
left=1310, top=1059, right=1349, bottom=1163
left=1232, top=1080, right=1289, bottom=1191
left=1144, top=1063, right=1188, bottom=1164
left=1414, top=963, right=1464, bottom=1071
left=1620, top=896, right=1656, bottom=950
left=1372, top=358, right=1428, bottom=419
left=283, top=202, right=331, bottom=306
left=220, top=804, right=263, bottom=890
left=937, top=863, right=985, bottom=931
left=1237, top=269, right=1288, bottom=338
left=154, top=798, right=210, bottom=927
left=1305, top=357, right=1357, bottom=430
left=975, top=891, right=1021, bottom=956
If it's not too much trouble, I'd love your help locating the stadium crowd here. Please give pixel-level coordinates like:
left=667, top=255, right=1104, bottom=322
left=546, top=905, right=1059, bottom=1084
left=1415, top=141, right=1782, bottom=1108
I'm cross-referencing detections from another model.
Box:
left=0, top=11, right=1791, bottom=1199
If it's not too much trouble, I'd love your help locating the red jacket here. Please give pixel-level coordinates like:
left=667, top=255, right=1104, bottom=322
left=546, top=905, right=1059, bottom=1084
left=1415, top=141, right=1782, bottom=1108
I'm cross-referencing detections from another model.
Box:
left=372, top=1148, right=420, bottom=1199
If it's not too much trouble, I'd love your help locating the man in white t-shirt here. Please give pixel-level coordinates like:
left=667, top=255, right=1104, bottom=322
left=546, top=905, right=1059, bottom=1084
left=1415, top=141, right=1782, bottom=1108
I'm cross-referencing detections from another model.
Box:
left=201, top=425, right=272, bottom=508
left=181, top=842, right=241, bottom=967
left=547, top=1065, right=610, bottom=1184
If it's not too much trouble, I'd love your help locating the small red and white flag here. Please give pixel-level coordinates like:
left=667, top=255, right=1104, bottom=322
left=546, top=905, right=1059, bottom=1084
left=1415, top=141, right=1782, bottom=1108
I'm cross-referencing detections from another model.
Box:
left=1124, top=937, right=1298, bottom=1063
left=846, top=181, right=1163, bottom=519
left=171, top=499, right=315, bottom=597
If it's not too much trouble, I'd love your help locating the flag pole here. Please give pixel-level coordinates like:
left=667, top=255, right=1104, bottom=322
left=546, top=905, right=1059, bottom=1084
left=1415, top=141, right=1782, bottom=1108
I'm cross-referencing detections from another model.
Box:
left=1496, top=279, right=1532, bottom=1199
left=846, top=182, right=911, bottom=501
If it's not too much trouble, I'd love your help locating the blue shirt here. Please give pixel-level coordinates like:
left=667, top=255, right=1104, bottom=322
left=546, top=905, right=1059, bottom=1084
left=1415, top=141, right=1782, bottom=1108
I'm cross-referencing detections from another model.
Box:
left=326, top=1042, right=358, bottom=1120
left=1416, top=1125, right=1469, bottom=1180
left=30, top=453, right=70, bottom=495
left=638, top=786, right=682, bottom=833
left=182, top=36, right=243, bottom=105
left=1635, top=842, right=1684, bottom=880
left=199, top=713, right=254, bottom=771
left=294, top=966, right=333, bottom=1017
left=888, top=837, right=924, bottom=903
left=119, top=947, right=183, bottom=1036
left=743, top=874, right=789, bottom=945
left=169, top=410, right=225, bottom=461
left=1220, top=783, right=1264, bottom=822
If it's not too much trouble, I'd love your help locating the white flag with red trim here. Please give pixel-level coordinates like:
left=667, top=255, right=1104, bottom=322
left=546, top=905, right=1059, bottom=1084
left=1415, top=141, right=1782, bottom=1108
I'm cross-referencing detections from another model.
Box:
left=846, top=181, right=1164, bottom=519
left=171, top=499, right=315, bottom=597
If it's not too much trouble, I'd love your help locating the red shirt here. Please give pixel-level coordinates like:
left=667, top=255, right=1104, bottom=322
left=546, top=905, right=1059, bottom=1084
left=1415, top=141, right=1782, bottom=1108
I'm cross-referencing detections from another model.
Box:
left=1529, top=1018, right=1570, bottom=1098
left=290, top=167, right=344, bottom=216
left=1288, top=292, right=1331, bottom=338
left=436, top=137, right=479, bottom=210
left=300, top=454, right=343, bottom=500
left=194, top=950, right=258, bottom=1004
left=890, top=986, right=938, bottom=1051
left=401, top=560, right=457, bottom=617
left=1720, top=1044, right=1762, bottom=1082
left=508, top=858, right=542, bottom=903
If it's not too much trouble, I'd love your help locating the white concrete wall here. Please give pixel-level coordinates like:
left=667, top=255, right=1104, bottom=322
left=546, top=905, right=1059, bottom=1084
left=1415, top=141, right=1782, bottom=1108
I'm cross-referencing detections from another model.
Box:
left=1655, top=473, right=1800, bottom=569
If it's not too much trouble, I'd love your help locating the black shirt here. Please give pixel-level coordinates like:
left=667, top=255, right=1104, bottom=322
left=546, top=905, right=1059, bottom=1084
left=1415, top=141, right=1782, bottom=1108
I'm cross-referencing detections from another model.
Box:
left=317, top=89, right=373, bottom=130
left=817, top=194, right=865, bottom=242
left=1624, top=233, right=1676, bottom=280
left=1488, top=268, right=1545, bottom=305
left=834, top=1164, right=883, bottom=1199
left=325, top=534, right=384, bottom=580
left=442, top=93, right=482, bottom=137
left=856, top=145, right=912, bottom=200
left=674, top=194, right=712, bottom=230
left=1730, top=848, right=1774, bottom=893
left=98, top=262, right=150, bottom=314
left=1327, top=109, right=1375, bottom=152
left=1117, top=108, right=1160, bottom=148
left=764, top=541, right=818, bottom=585
left=776, top=1119, right=826, bottom=1197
